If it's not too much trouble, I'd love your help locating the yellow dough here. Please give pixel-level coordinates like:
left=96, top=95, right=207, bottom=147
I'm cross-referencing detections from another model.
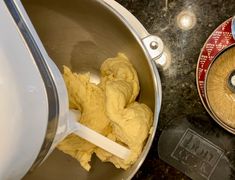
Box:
left=57, top=53, right=153, bottom=171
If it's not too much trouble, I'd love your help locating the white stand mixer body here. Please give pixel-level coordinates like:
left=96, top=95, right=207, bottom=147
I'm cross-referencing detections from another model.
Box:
left=0, top=0, right=69, bottom=179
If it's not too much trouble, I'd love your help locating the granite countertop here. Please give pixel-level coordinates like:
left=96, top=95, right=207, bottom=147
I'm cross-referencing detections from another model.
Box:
left=116, top=0, right=235, bottom=179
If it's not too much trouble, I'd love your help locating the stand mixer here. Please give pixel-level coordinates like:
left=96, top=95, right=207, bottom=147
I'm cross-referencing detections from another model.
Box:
left=0, top=0, right=164, bottom=179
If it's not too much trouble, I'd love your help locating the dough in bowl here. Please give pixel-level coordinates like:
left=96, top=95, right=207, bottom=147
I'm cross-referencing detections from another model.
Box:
left=57, top=53, right=153, bottom=171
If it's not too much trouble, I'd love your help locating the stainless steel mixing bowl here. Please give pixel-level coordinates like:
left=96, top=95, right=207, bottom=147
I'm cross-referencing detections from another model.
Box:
left=21, top=0, right=163, bottom=179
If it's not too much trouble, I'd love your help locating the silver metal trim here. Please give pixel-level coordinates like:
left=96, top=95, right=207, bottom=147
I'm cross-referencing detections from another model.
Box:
left=142, top=35, right=164, bottom=61
left=4, top=0, right=60, bottom=169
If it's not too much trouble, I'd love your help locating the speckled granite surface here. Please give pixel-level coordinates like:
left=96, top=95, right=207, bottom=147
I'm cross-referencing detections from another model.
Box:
left=116, top=0, right=235, bottom=179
